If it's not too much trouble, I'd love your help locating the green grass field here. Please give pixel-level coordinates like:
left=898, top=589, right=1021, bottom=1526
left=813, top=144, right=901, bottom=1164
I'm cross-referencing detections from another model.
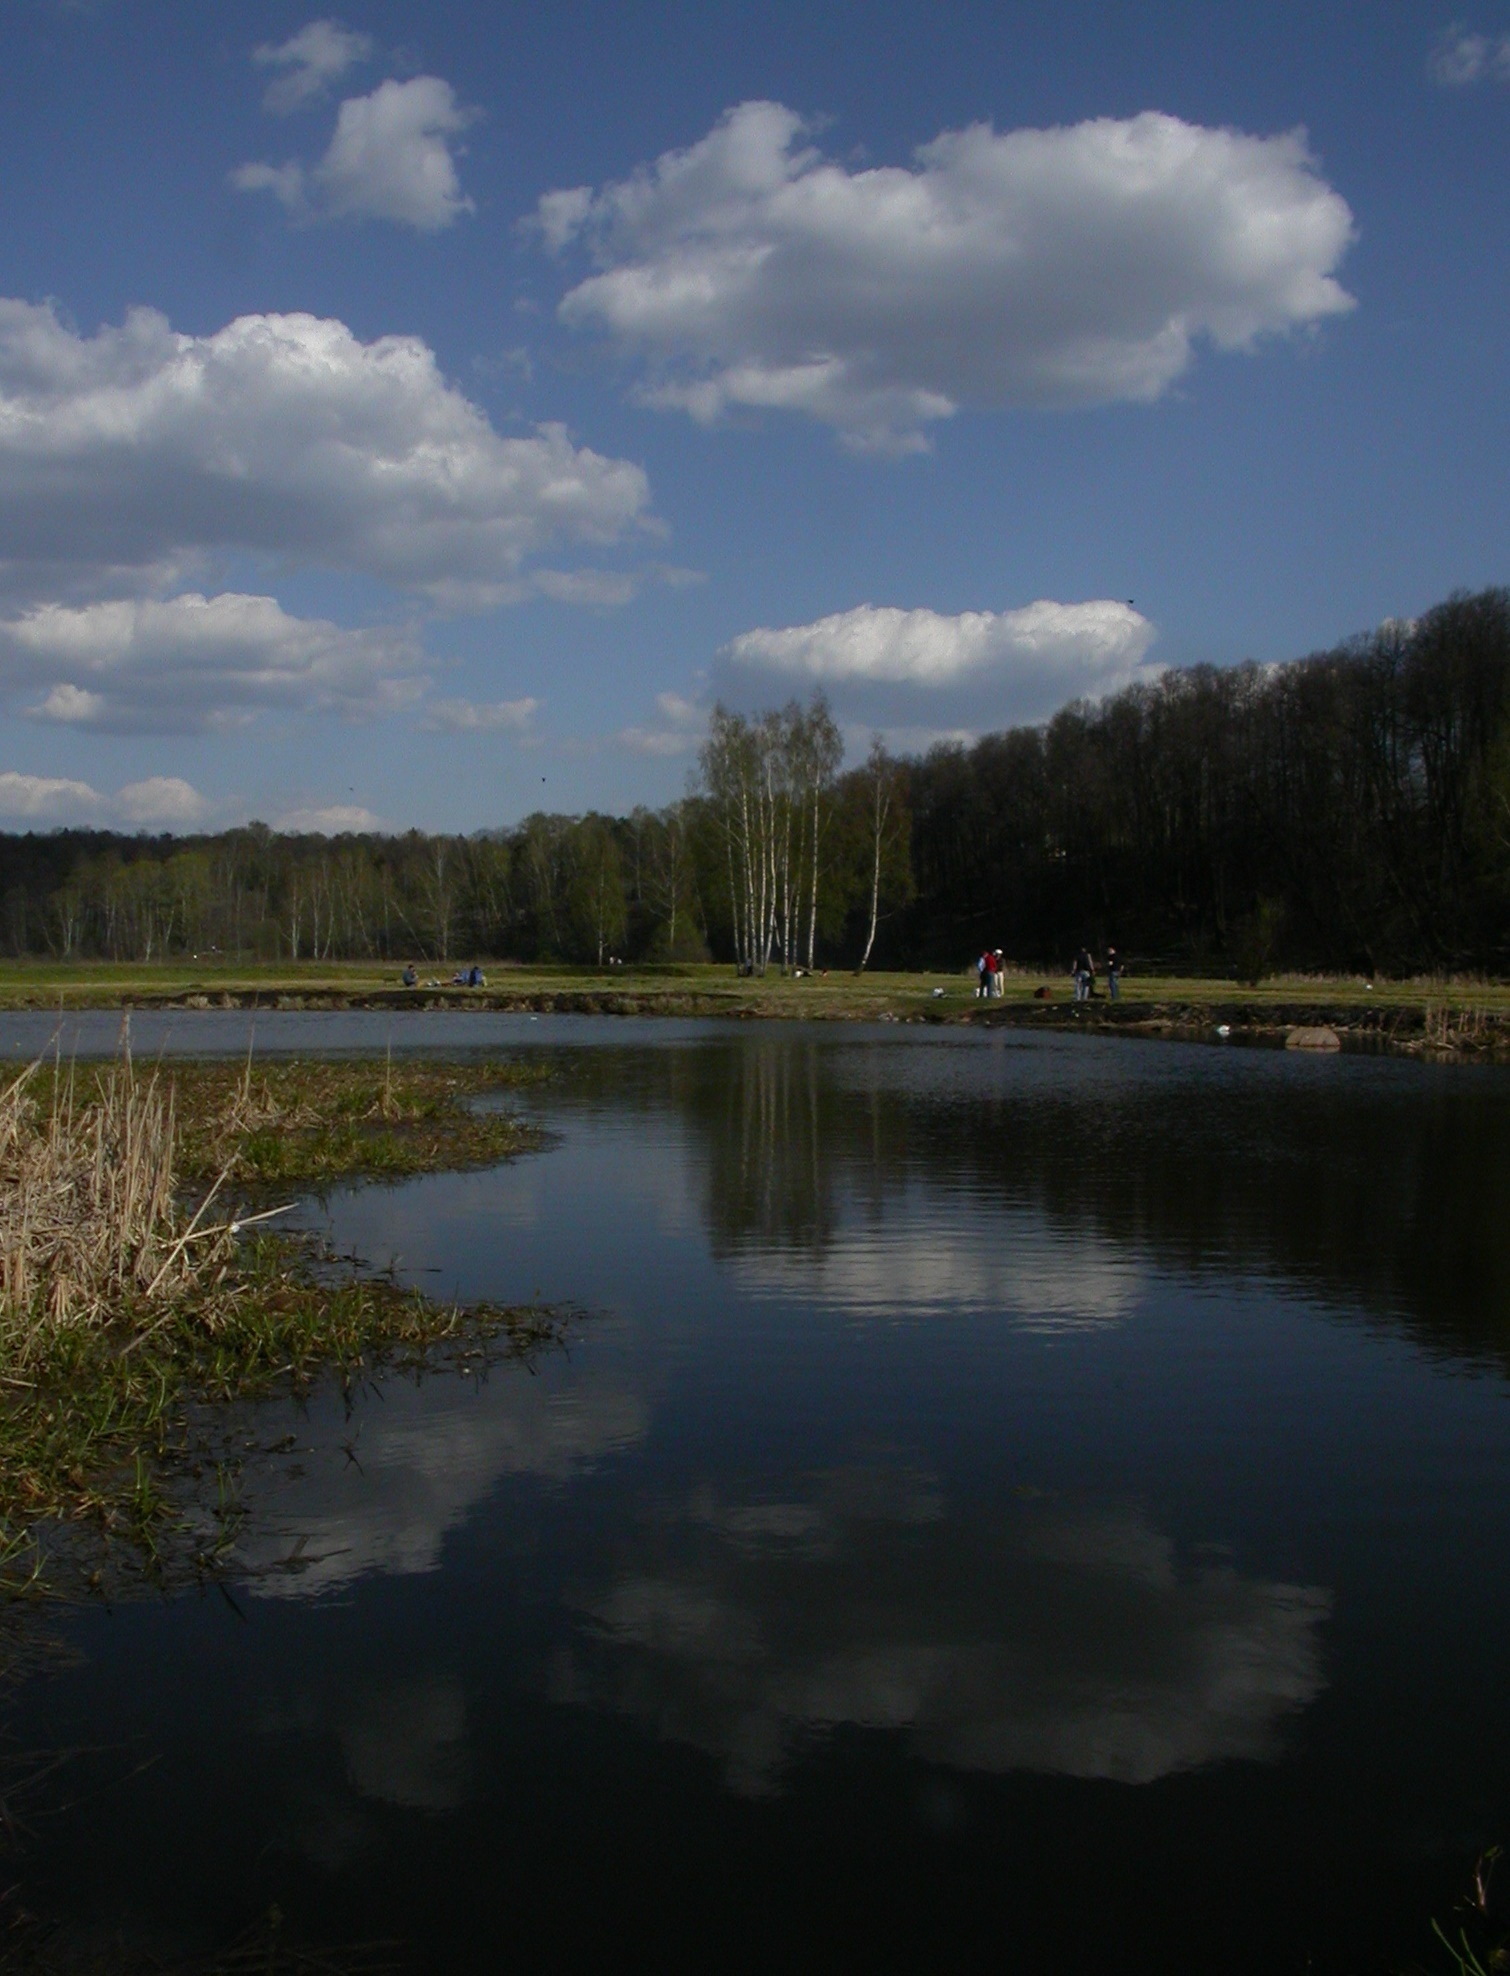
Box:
left=0, top=956, right=1505, bottom=1019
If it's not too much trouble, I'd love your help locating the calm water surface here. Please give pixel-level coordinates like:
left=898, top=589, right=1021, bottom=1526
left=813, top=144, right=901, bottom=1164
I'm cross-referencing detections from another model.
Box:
left=6, top=1014, right=1510, bottom=1973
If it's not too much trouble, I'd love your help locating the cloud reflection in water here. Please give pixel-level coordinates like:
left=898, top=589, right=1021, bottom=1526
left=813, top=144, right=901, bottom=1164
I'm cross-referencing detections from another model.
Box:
left=733, top=1212, right=1141, bottom=1331
left=237, top=1368, right=646, bottom=1599
left=556, top=1466, right=1330, bottom=1795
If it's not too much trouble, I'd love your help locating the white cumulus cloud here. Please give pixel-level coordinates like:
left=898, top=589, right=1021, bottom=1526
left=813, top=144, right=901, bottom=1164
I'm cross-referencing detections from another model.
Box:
left=542, top=100, right=1356, bottom=451
left=0, top=771, right=208, bottom=828
left=724, top=599, right=1156, bottom=725
left=0, top=300, right=651, bottom=605
left=1429, top=24, right=1510, bottom=83
left=1, top=592, right=425, bottom=733
left=0, top=772, right=104, bottom=821
left=422, top=696, right=539, bottom=733
left=254, top=19, right=372, bottom=115
left=236, top=76, right=476, bottom=230
left=275, top=804, right=382, bottom=835
left=115, top=777, right=210, bottom=827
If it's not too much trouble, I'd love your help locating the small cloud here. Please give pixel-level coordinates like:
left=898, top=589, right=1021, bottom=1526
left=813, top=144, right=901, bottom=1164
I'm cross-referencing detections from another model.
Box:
left=422, top=696, right=539, bottom=733
left=254, top=18, right=372, bottom=115
left=619, top=726, right=696, bottom=757
left=2, top=592, right=425, bottom=734
left=0, top=770, right=210, bottom=828
left=116, top=776, right=209, bottom=827
left=535, top=185, right=594, bottom=253
left=275, top=804, right=381, bottom=834
left=230, top=160, right=307, bottom=211
left=655, top=691, right=703, bottom=724
left=236, top=75, right=476, bottom=231
left=618, top=690, right=707, bottom=755
left=472, top=345, right=535, bottom=385
left=1428, top=24, right=1510, bottom=83
left=0, top=771, right=105, bottom=821
left=532, top=568, right=640, bottom=607
left=726, top=599, right=1154, bottom=688
left=722, top=599, right=1158, bottom=731
left=29, top=683, right=105, bottom=724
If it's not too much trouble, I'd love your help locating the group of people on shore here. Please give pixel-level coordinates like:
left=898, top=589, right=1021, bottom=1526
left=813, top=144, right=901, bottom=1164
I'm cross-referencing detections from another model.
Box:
left=399, top=963, right=487, bottom=988
left=976, top=946, right=1124, bottom=1000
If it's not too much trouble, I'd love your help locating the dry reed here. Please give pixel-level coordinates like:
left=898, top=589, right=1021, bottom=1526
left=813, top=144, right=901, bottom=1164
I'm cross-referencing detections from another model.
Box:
left=0, top=1047, right=240, bottom=1364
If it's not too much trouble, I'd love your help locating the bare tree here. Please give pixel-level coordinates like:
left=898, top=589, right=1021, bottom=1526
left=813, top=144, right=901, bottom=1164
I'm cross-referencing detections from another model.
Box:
left=700, top=695, right=841, bottom=974
left=858, top=739, right=909, bottom=971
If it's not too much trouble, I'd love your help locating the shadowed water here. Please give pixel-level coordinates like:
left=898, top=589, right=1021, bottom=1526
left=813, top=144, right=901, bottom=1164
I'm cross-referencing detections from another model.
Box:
left=4, top=1016, right=1510, bottom=1973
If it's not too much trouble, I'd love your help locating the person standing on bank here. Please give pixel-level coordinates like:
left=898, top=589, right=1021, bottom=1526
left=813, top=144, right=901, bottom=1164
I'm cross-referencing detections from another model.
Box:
left=1073, top=945, right=1094, bottom=1001
left=1106, top=947, right=1121, bottom=1001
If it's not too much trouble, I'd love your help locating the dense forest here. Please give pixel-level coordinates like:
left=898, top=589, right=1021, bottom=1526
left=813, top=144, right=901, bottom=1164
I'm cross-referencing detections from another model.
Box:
left=2, top=586, right=1507, bottom=977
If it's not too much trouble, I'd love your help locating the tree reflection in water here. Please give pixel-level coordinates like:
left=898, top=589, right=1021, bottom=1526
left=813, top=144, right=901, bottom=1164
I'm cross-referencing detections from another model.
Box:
left=558, top=1034, right=1510, bottom=1366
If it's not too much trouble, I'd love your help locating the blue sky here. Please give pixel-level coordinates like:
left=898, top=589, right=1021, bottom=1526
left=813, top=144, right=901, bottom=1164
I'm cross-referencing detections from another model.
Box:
left=0, top=0, right=1505, bottom=832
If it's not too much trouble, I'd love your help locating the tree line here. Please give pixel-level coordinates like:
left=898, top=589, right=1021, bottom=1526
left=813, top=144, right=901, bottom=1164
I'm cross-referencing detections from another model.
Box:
left=0, top=698, right=908, bottom=972
left=1, top=586, right=1507, bottom=977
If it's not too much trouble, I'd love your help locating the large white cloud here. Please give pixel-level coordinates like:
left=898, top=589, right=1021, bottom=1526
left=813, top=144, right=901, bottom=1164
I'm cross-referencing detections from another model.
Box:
left=724, top=599, right=1157, bottom=725
left=542, top=101, right=1356, bottom=451
left=0, top=592, right=424, bottom=733
left=236, top=77, right=476, bottom=231
left=0, top=300, right=651, bottom=605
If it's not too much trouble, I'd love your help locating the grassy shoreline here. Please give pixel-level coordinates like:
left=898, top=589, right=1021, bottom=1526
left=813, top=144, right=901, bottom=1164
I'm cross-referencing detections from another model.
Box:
left=0, top=959, right=1506, bottom=1057
left=0, top=1053, right=555, bottom=1595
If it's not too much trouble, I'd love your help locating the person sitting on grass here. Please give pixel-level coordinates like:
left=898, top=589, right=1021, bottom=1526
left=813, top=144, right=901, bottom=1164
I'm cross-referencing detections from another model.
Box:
left=401, top=963, right=417, bottom=988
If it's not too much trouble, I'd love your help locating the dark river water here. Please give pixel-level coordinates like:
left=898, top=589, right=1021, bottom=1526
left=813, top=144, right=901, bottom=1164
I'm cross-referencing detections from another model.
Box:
left=5, top=1013, right=1510, bottom=1973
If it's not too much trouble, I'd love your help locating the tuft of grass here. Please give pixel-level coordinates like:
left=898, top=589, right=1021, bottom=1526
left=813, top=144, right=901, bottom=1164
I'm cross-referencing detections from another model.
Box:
left=167, top=1052, right=548, bottom=1186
